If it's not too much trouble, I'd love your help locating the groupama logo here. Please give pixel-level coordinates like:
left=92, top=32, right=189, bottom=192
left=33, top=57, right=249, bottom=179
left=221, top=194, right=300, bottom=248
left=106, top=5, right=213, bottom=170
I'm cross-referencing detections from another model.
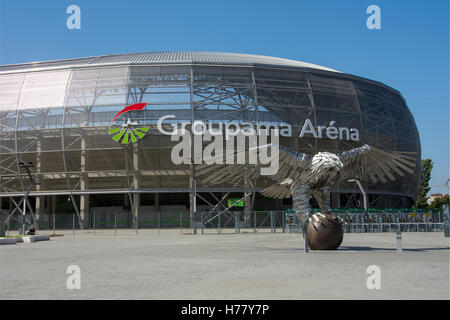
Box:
left=108, top=103, right=149, bottom=144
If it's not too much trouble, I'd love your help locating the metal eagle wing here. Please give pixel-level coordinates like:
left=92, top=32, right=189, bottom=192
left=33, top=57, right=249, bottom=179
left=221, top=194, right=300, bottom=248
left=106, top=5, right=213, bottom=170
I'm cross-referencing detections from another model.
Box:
left=259, top=178, right=294, bottom=199
left=197, top=144, right=312, bottom=186
left=337, top=144, right=417, bottom=184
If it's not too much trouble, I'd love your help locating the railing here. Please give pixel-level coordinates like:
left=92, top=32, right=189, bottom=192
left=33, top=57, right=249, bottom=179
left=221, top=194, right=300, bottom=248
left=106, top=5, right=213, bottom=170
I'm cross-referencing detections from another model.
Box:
left=1, top=208, right=445, bottom=236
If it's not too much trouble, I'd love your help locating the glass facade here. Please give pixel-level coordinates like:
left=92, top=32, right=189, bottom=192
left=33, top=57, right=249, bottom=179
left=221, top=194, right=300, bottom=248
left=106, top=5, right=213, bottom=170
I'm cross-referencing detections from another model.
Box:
left=0, top=53, right=421, bottom=225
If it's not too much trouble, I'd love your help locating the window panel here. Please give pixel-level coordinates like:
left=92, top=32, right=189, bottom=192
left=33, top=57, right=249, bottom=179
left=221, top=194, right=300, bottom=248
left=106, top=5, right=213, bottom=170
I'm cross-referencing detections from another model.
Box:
left=19, top=71, right=71, bottom=110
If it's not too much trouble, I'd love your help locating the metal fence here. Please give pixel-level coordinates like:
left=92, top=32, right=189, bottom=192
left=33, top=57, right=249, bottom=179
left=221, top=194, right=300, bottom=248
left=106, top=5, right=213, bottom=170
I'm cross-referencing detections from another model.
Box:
left=1, top=208, right=445, bottom=236
left=199, top=211, right=286, bottom=234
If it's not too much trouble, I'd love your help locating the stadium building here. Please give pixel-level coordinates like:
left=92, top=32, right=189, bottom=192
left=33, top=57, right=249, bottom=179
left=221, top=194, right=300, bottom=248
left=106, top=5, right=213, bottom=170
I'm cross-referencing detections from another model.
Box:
left=0, top=52, right=421, bottom=228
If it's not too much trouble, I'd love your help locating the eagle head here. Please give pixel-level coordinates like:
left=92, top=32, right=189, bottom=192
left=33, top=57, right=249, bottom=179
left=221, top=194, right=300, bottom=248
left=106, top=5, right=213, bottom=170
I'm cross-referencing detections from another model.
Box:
left=311, top=152, right=344, bottom=180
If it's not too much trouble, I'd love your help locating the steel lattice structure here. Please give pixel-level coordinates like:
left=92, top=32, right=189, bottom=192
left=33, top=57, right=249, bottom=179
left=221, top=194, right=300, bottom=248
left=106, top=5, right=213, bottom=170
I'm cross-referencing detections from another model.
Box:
left=0, top=52, right=421, bottom=228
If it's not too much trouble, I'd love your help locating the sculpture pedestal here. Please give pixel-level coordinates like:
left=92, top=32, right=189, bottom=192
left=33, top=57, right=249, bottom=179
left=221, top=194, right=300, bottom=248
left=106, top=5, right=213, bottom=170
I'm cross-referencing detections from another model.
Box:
left=305, top=212, right=344, bottom=250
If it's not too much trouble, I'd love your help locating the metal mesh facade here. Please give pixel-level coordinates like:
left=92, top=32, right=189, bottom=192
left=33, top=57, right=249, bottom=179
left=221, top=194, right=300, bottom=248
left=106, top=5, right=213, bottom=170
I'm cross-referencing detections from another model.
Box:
left=0, top=52, right=421, bottom=225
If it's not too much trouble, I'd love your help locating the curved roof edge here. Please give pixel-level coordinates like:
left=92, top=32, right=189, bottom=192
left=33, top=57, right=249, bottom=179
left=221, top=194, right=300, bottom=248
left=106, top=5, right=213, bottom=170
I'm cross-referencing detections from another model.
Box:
left=0, top=51, right=340, bottom=73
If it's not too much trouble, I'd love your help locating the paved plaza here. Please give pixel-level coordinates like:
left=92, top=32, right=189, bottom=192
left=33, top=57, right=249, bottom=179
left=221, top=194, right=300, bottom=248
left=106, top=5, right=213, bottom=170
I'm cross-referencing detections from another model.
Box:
left=1, top=230, right=449, bottom=299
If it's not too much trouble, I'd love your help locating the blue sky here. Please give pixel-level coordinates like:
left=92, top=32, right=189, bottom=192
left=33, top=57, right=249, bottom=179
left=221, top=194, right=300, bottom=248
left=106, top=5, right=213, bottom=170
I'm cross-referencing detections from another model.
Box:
left=1, top=0, right=448, bottom=195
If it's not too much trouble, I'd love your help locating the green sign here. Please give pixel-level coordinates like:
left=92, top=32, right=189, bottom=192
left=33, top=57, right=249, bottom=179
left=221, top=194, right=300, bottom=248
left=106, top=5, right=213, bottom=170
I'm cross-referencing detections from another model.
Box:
left=228, top=198, right=244, bottom=207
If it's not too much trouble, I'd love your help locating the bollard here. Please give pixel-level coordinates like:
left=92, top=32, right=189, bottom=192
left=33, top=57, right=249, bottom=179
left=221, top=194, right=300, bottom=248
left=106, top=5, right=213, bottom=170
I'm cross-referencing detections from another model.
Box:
left=396, top=226, right=402, bottom=252
left=201, top=213, right=204, bottom=235
left=180, top=212, right=182, bottom=235
left=235, top=212, right=240, bottom=234
left=304, top=230, right=309, bottom=253
left=270, top=211, right=275, bottom=233
left=254, top=211, right=257, bottom=233
left=53, top=213, right=55, bottom=236
left=443, top=205, right=449, bottom=237
left=22, top=200, right=26, bottom=236
left=0, top=216, right=5, bottom=237
left=114, top=210, right=117, bottom=236
left=72, top=212, right=75, bottom=236
left=193, top=212, right=197, bottom=235
left=93, top=211, right=96, bottom=236
left=158, top=212, right=160, bottom=235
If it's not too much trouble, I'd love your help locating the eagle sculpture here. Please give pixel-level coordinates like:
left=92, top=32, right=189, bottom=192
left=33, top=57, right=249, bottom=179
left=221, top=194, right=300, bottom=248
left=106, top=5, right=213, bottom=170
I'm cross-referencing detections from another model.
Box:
left=198, top=144, right=417, bottom=225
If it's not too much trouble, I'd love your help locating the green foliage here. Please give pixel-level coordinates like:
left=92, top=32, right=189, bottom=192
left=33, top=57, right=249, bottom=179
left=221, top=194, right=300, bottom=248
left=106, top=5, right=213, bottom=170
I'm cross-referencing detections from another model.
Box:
left=415, top=158, right=433, bottom=209
left=428, top=194, right=449, bottom=210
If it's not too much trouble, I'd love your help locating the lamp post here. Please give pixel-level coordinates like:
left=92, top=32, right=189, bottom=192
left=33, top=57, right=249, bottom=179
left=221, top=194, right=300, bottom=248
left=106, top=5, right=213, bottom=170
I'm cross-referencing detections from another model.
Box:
left=348, top=179, right=368, bottom=214
left=349, top=179, right=369, bottom=232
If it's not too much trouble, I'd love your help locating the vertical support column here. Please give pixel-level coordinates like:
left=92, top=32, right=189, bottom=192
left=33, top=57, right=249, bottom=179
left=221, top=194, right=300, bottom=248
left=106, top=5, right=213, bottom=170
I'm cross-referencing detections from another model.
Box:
left=133, top=192, right=140, bottom=229
left=189, top=180, right=196, bottom=232
left=0, top=197, right=4, bottom=237
left=306, top=75, right=319, bottom=153
left=243, top=166, right=253, bottom=227
left=155, top=193, right=160, bottom=212
left=189, top=67, right=197, bottom=234
left=250, top=70, right=258, bottom=231
left=80, top=135, right=89, bottom=229
left=132, top=144, right=140, bottom=229
left=3, top=201, right=12, bottom=234
left=51, top=195, right=56, bottom=229
left=244, top=191, right=252, bottom=226
left=124, top=194, right=131, bottom=226
left=35, top=139, right=43, bottom=228
left=35, top=196, right=42, bottom=228
left=331, top=192, right=340, bottom=209
left=80, top=194, right=89, bottom=229
left=155, top=176, right=161, bottom=212
left=244, top=192, right=251, bottom=211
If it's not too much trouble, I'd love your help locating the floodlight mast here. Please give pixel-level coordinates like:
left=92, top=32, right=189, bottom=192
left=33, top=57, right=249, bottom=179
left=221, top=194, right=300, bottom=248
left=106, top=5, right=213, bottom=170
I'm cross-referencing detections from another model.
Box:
left=348, top=179, right=368, bottom=215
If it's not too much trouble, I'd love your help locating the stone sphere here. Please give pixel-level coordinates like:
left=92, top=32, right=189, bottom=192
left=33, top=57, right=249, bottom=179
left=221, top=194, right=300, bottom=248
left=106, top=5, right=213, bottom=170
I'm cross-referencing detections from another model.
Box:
left=305, top=213, right=344, bottom=250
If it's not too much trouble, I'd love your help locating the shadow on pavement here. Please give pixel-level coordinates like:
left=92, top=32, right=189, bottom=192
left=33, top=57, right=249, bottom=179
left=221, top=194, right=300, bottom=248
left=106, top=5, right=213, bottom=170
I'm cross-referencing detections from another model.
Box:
left=338, top=246, right=450, bottom=252
left=258, top=246, right=450, bottom=252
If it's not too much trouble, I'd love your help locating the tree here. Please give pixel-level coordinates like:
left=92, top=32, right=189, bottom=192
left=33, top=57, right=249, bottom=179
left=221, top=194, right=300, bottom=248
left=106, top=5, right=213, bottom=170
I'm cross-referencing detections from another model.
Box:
left=429, top=194, right=449, bottom=210
left=415, top=158, right=433, bottom=208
